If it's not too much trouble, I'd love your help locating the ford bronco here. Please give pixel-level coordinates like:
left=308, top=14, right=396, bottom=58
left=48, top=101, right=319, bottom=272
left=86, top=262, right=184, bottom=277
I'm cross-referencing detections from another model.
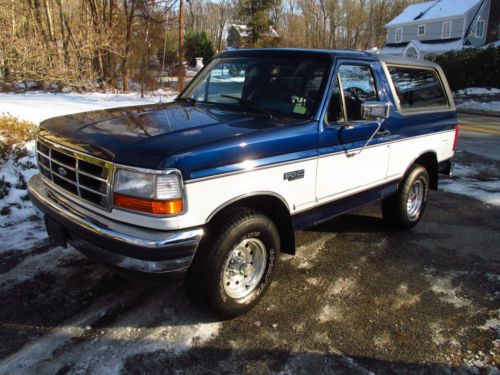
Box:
left=28, top=49, right=457, bottom=318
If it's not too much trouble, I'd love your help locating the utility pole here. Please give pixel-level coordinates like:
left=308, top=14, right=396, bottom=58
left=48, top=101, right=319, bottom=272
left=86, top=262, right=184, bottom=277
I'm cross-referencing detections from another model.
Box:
left=177, top=0, right=185, bottom=92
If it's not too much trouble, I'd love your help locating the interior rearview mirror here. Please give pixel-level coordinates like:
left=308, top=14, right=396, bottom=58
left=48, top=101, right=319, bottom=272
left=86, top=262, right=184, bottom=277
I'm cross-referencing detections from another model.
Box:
left=361, top=101, right=390, bottom=120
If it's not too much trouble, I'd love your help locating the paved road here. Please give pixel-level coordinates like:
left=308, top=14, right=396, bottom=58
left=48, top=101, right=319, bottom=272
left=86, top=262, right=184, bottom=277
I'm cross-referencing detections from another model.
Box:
left=0, top=115, right=498, bottom=374
left=459, top=113, right=500, bottom=136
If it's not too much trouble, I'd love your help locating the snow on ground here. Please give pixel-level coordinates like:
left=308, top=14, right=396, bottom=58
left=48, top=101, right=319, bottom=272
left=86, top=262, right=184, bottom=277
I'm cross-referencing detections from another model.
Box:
left=0, top=288, right=221, bottom=375
left=0, top=90, right=176, bottom=125
left=440, top=162, right=500, bottom=207
left=456, top=100, right=500, bottom=115
left=0, top=90, right=177, bottom=252
left=454, top=87, right=500, bottom=97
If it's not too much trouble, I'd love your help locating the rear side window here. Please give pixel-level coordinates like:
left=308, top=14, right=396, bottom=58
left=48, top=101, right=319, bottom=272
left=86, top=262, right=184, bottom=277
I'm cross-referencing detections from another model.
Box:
left=388, top=66, right=448, bottom=111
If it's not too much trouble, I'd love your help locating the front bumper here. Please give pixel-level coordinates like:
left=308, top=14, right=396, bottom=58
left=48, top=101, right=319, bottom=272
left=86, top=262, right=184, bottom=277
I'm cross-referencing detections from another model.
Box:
left=28, top=174, right=203, bottom=280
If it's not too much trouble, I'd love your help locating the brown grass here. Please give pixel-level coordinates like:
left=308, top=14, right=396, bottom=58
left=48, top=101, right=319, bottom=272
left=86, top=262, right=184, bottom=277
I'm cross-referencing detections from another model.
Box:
left=0, top=114, right=37, bottom=164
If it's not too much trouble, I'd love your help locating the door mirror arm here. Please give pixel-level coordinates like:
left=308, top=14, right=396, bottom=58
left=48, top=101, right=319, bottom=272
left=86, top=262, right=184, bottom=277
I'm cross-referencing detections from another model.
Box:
left=343, top=101, right=390, bottom=157
left=346, top=119, right=383, bottom=158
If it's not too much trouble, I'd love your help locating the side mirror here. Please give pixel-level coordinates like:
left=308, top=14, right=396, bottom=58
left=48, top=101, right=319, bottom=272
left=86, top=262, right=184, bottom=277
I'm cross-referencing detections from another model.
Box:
left=361, top=101, right=390, bottom=120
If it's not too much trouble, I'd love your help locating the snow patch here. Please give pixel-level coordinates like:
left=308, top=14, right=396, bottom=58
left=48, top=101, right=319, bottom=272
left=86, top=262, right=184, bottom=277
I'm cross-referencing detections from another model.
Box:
left=441, top=179, right=500, bottom=207
left=426, top=274, right=472, bottom=308
left=373, top=332, right=391, bottom=348
left=0, top=288, right=221, bottom=375
left=456, top=100, right=500, bottom=115
left=454, top=87, right=500, bottom=97
left=327, top=277, right=356, bottom=296
left=0, top=245, right=81, bottom=287
left=318, top=304, right=343, bottom=323
left=0, top=90, right=176, bottom=125
left=284, top=234, right=336, bottom=269
left=479, top=310, right=500, bottom=337
left=0, top=218, right=47, bottom=253
left=393, top=283, right=420, bottom=309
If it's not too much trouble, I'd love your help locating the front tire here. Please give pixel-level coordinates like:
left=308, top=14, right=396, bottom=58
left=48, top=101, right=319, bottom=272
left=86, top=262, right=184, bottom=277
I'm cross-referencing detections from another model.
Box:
left=382, top=164, right=430, bottom=230
left=185, top=208, right=280, bottom=319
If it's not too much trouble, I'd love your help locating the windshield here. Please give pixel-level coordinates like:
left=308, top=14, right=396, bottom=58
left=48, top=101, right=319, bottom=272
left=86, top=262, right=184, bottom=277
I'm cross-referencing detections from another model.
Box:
left=181, top=56, right=329, bottom=119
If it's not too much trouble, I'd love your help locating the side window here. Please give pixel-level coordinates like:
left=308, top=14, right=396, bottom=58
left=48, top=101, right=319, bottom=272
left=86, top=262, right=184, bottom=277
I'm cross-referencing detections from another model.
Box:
left=388, top=66, right=448, bottom=110
left=325, top=77, right=344, bottom=123
left=326, top=64, right=378, bottom=123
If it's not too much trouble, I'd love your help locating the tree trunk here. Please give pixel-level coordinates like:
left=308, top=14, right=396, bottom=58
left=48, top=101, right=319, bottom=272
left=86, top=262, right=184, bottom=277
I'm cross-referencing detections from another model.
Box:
left=121, top=0, right=134, bottom=92
left=43, top=0, right=56, bottom=42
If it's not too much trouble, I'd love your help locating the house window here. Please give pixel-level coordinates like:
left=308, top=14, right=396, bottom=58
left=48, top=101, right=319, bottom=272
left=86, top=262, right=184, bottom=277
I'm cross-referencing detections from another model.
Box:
left=442, top=21, right=451, bottom=38
left=395, top=27, right=403, bottom=43
left=418, top=25, right=426, bottom=36
left=475, top=20, right=485, bottom=38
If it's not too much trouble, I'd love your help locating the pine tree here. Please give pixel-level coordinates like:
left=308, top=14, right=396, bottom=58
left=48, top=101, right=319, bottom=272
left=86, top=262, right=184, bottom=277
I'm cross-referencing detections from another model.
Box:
left=237, top=0, right=280, bottom=47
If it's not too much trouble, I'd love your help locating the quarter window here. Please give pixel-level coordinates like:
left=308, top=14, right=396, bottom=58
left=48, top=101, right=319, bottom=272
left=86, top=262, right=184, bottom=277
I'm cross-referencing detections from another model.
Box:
left=395, top=27, right=403, bottom=42
left=442, top=21, right=451, bottom=38
left=326, top=64, right=378, bottom=123
left=417, top=25, right=426, bottom=36
left=475, top=20, right=485, bottom=38
left=388, top=66, right=448, bottom=111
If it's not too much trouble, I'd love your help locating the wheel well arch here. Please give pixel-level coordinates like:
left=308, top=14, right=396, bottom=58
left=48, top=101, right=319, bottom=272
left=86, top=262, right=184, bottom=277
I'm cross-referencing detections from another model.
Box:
left=411, top=151, right=439, bottom=190
left=206, top=193, right=296, bottom=255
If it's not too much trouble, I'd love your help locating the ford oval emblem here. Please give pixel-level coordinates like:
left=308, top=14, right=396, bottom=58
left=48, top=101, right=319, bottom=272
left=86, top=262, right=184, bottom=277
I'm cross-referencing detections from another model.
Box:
left=58, top=167, right=67, bottom=177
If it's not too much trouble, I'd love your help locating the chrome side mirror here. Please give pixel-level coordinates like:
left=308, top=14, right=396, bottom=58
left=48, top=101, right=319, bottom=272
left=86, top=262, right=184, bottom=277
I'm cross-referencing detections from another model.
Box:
left=361, top=101, right=390, bottom=120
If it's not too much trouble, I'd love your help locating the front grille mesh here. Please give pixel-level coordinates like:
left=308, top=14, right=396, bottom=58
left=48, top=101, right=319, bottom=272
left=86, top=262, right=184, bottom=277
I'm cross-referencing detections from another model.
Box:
left=36, top=138, right=113, bottom=209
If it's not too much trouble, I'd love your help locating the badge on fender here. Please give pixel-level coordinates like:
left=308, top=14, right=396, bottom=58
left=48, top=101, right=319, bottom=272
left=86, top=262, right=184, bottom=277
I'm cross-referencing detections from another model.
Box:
left=284, top=169, right=305, bottom=181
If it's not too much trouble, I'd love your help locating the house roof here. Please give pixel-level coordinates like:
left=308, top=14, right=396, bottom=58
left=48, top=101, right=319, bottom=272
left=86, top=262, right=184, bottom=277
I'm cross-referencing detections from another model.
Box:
left=386, top=0, right=483, bottom=27
left=227, top=24, right=279, bottom=38
left=408, top=39, right=465, bottom=54
left=381, top=38, right=467, bottom=56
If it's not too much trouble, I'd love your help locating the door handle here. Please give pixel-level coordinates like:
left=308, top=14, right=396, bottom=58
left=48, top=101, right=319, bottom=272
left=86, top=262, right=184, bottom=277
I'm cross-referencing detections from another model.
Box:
left=378, top=129, right=391, bottom=137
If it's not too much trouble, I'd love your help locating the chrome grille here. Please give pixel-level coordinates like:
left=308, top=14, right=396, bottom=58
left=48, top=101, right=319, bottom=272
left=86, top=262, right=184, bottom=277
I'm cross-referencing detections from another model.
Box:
left=36, top=138, right=113, bottom=210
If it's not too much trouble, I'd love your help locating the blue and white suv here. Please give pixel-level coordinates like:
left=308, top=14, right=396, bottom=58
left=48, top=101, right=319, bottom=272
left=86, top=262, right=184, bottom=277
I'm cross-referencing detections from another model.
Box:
left=28, top=49, right=458, bottom=317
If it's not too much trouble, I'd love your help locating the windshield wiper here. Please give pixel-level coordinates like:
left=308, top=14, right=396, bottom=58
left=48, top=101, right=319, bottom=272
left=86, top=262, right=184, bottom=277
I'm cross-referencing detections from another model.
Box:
left=175, top=97, right=197, bottom=105
left=220, top=95, right=272, bottom=119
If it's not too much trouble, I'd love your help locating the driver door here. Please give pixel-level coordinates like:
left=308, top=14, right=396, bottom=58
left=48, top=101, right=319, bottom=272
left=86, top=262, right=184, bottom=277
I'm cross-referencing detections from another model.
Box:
left=316, top=61, right=390, bottom=204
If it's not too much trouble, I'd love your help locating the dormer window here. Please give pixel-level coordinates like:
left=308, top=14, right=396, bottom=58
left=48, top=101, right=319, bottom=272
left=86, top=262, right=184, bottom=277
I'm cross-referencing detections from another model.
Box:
left=475, top=20, right=485, bottom=38
left=395, top=27, right=403, bottom=43
left=442, top=21, right=451, bottom=38
left=418, top=24, right=426, bottom=36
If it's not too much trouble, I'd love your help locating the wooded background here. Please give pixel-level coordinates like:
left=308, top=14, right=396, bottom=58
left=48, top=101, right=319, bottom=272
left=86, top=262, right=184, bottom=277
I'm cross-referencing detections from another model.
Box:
left=0, top=0, right=415, bottom=91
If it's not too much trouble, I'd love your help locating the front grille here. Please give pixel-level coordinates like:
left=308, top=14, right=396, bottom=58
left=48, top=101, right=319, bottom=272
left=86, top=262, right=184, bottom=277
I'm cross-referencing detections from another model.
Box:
left=36, top=138, right=113, bottom=210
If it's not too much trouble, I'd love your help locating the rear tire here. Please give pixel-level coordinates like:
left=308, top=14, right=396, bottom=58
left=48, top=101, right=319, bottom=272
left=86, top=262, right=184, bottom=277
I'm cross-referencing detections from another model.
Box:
left=185, top=208, right=280, bottom=319
left=382, top=164, right=429, bottom=230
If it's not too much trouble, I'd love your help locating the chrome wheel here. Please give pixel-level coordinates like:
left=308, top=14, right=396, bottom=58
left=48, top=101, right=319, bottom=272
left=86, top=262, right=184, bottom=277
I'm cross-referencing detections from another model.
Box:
left=407, top=179, right=424, bottom=221
left=222, top=238, right=267, bottom=299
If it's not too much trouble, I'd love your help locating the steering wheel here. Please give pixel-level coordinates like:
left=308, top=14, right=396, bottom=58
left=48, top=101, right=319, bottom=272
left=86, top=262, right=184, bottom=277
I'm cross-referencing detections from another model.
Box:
left=344, top=87, right=371, bottom=102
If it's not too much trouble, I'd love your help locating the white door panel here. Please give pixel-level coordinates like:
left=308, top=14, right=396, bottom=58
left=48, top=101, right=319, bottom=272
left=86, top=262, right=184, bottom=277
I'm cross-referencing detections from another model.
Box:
left=316, top=144, right=390, bottom=202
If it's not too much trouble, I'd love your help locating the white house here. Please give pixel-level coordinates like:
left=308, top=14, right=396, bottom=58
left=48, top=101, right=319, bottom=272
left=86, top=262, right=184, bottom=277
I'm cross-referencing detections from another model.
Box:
left=381, top=0, right=498, bottom=59
left=223, top=24, right=280, bottom=49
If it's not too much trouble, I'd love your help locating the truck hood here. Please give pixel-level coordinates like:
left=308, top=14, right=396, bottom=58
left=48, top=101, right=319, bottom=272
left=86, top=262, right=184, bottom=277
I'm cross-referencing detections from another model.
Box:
left=38, top=102, right=316, bottom=178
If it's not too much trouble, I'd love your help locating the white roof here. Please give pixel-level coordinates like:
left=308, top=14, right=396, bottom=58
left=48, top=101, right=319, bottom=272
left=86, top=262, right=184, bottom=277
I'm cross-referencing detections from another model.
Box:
left=379, top=45, right=407, bottom=55
left=227, top=24, right=279, bottom=38
left=409, top=39, right=465, bottom=53
left=387, top=0, right=483, bottom=26
left=381, top=38, right=466, bottom=56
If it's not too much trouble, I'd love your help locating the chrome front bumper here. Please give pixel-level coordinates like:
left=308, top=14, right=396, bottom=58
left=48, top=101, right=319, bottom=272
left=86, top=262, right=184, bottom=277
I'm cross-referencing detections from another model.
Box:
left=28, top=174, right=203, bottom=278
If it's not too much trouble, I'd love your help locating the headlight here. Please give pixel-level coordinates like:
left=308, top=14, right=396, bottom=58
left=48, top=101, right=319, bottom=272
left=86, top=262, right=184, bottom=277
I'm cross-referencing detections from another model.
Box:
left=113, top=169, right=184, bottom=215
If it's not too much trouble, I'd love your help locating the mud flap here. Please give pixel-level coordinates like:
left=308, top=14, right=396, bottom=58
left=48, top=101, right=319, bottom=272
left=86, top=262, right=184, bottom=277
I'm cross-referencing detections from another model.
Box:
left=44, top=216, right=67, bottom=248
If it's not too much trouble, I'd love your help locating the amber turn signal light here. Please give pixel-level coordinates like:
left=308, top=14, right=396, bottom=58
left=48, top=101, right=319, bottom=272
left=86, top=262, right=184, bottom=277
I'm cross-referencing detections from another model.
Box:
left=113, top=193, right=183, bottom=215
